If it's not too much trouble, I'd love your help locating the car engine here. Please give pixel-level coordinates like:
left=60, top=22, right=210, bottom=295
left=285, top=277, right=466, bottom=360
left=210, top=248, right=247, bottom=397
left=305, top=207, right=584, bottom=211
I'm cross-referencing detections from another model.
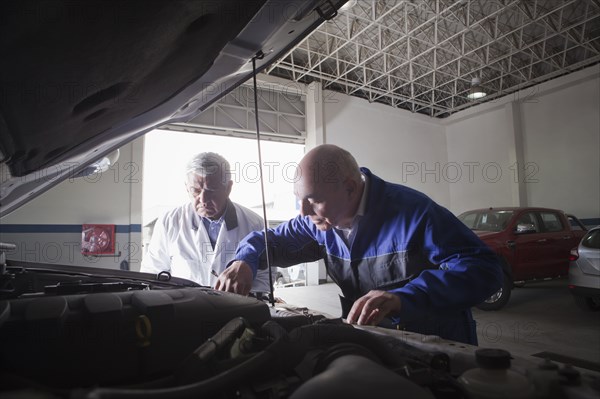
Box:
left=0, top=250, right=599, bottom=399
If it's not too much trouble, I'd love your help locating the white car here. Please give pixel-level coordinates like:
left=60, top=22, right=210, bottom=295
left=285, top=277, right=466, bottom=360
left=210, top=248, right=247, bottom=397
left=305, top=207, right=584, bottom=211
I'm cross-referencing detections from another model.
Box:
left=569, top=226, right=600, bottom=311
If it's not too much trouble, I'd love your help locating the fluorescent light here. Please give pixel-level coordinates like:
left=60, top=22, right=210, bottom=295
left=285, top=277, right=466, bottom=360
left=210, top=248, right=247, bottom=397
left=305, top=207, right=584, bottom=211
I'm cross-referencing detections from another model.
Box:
left=467, top=77, right=487, bottom=100
left=467, top=88, right=487, bottom=99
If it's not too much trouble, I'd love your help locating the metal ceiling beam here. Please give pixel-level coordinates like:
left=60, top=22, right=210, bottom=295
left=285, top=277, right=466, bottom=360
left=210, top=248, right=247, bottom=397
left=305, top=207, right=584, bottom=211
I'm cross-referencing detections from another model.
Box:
left=265, top=0, right=600, bottom=117
left=359, top=0, right=569, bottom=96
left=370, top=0, right=597, bottom=108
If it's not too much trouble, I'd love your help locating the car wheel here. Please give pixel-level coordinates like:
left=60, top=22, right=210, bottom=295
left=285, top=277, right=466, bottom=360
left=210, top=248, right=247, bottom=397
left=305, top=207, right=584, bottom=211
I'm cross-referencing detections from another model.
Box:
left=476, top=273, right=512, bottom=311
left=573, top=295, right=600, bottom=311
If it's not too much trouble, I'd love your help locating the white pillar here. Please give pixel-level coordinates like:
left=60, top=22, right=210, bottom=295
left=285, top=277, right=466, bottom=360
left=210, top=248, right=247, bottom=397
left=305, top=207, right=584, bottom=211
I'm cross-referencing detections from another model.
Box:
left=505, top=102, right=527, bottom=206
left=305, top=81, right=325, bottom=150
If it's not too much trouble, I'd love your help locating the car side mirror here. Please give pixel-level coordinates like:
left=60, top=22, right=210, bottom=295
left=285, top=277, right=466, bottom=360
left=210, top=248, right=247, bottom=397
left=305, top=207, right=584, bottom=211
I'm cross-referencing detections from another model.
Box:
left=515, top=223, right=537, bottom=234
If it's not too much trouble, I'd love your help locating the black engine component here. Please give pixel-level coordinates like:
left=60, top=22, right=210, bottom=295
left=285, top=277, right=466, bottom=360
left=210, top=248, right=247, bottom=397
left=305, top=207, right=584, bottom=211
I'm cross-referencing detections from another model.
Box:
left=0, top=288, right=270, bottom=388
left=289, top=354, right=435, bottom=399
left=2, top=264, right=593, bottom=399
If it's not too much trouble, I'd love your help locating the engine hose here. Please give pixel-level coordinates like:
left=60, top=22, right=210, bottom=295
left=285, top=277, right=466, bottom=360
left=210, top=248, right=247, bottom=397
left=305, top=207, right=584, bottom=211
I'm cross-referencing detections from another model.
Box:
left=182, top=317, right=247, bottom=363
left=80, top=346, right=282, bottom=399
left=289, top=323, right=448, bottom=371
left=312, top=342, right=384, bottom=375
left=80, top=321, right=290, bottom=399
left=260, top=320, right=290, bottom=340
left=269, top=314, right=326, bottom=331
left=289, top=354, right=436, bottom=399
left=174, top=317, right=248, bottom=385
left=284, top=324, right=406, bottom=369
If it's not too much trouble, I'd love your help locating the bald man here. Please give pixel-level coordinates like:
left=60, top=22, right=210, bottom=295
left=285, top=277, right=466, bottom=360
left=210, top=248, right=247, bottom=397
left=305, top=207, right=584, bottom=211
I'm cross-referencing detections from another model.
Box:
left=216, top=144, right=502, bottom=344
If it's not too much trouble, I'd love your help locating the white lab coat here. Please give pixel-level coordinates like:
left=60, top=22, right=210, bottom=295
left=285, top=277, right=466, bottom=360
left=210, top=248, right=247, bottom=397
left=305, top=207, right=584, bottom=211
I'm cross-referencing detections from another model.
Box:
left=141, top=201, right=272, bottom=293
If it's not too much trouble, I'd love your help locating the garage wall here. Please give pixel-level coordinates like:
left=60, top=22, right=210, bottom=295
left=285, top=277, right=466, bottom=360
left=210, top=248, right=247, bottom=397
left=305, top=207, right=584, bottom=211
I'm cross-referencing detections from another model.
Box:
left=520, top=71, right=600, bottom=219
left=322, top=93, right=450, bottom=207
left=0, top=139, right=144, bottom=271
left=445, top=107, right=520, bottom=215
left=314, top=65, right=599, bottom=221
left=445, top=66, right=600, bottom=219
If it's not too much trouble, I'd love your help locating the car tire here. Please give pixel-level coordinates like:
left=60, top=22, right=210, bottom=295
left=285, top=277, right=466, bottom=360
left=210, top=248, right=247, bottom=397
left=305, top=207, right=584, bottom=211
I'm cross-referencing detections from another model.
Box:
left=573, top=295, right=600, bottom=311
left=476, top=273, right=512, bottom=311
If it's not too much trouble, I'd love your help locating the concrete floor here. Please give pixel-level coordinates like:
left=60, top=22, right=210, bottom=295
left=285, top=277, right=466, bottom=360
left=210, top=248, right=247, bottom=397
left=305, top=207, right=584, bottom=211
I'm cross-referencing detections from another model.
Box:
left=274, top=278, right=600, bottom=374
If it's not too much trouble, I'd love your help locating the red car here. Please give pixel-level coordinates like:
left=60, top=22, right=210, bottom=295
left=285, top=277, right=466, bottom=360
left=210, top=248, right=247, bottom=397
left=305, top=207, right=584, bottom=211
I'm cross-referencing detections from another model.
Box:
left=458, top=207, right=588, bottom=310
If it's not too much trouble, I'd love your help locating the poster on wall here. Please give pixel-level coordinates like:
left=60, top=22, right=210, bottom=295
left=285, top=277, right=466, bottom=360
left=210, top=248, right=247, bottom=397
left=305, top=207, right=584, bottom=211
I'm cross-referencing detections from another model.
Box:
left=81, top=224, right=115, bottom=255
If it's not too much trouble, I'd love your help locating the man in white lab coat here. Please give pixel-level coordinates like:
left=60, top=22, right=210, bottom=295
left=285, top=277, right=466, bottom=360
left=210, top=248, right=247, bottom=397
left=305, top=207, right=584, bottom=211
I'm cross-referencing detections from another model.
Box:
left=141, top=152, right=272, bottom=294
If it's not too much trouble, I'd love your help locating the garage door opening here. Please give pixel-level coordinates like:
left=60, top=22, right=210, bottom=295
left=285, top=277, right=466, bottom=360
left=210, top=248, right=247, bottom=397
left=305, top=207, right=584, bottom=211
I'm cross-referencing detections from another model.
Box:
left=142, top=129, right=304, bottom=250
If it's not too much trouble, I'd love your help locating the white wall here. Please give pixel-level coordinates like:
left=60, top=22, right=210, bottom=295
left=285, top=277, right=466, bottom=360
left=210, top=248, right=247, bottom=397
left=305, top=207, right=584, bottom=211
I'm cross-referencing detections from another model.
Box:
left=313, top=65, right=599, bottom=221
left=0, top=139, right=144, bottom=270
left=520, top=72, right=600, bottom=219
left=445, top=66, right=600, bottom=219
left=445, top=106, right=520, bottom=215
left=323, top=93, right=450, bottom=207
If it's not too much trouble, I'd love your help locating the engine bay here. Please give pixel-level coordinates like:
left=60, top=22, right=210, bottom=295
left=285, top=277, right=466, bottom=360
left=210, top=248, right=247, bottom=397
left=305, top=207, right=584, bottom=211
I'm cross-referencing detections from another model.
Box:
left=1, top=257, right=599, bottom=399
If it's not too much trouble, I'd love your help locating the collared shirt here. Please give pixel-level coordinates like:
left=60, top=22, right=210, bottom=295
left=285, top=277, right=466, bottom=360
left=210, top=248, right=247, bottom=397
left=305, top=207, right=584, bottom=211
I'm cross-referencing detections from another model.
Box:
left=200, top=211, right=225, bottom=249
left=141, top=200, right=274, bottom=293
left=336, top=173, right=369, bottom=248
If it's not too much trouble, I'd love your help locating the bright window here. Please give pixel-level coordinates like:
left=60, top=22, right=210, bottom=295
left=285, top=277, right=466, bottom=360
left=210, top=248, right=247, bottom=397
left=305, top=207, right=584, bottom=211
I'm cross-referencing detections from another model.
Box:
left=142, top=129, right=304, bottom=229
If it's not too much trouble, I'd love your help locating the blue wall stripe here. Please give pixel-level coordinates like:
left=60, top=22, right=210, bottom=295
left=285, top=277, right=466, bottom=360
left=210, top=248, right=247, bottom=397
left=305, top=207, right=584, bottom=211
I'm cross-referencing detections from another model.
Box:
left=0, top=224, right=142, bottom=233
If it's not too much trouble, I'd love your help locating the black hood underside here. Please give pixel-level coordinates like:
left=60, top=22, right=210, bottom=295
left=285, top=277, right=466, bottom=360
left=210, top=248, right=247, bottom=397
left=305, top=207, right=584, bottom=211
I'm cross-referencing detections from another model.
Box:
left=0, top=0, right=341, bottom=217
left=0, top=0, right=266, bottom=176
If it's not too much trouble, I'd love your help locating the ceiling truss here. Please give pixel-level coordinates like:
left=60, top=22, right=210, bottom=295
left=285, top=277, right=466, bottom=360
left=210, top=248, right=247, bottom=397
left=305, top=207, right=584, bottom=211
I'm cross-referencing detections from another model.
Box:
left=266, top=0, right=600, bottom=118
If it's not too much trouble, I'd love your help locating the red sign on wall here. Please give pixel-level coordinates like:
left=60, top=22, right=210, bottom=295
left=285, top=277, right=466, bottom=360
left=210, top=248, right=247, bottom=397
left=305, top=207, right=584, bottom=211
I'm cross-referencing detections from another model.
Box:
left=81, top=224, right=115, bottom=255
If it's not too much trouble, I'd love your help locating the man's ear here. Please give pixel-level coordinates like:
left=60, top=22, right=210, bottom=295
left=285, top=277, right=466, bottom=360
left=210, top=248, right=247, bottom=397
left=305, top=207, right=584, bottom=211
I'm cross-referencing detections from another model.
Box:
left=344, top=178, right=358, bottom=197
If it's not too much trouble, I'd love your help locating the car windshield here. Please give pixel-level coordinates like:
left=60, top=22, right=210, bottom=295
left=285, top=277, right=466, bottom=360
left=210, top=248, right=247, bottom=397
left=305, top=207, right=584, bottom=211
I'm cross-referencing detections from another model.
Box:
left=458, top=210, right=514, bottom=232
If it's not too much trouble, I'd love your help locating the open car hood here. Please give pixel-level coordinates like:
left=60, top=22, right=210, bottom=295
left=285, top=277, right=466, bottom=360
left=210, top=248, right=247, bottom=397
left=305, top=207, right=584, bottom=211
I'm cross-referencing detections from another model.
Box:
left=0, top=0, right=341, bottom=217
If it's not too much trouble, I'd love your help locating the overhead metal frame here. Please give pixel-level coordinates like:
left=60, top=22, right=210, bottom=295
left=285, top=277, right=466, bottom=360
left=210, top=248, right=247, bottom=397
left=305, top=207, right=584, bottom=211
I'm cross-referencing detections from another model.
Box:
left=266, top=0, right=600, bottom=118
left=162, top=84, right=306, bottom=144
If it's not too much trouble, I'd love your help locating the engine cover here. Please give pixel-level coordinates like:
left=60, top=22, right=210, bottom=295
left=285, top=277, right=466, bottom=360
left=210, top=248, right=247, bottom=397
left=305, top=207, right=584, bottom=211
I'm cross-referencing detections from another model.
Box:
left=0, top=288, right=270, bottom=387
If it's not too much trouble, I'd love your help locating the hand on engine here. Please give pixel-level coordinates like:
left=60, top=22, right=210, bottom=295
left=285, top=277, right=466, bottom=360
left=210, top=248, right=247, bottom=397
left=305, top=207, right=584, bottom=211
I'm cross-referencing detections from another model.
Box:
left=214, top=261, right=253, bottom=296
left=347, top=290, right=402, bottom=326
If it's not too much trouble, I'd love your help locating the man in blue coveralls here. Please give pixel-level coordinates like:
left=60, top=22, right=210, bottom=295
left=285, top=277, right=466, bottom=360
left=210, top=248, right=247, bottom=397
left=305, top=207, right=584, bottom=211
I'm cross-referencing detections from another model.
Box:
left=215, top=144, right=502, bottom=345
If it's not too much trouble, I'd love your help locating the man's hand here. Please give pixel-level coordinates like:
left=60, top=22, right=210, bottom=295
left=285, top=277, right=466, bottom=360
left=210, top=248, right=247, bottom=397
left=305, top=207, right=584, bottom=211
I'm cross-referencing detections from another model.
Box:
left=214, top=261, right=253, bottom=295
left=346, top=290, right=402, bottom=326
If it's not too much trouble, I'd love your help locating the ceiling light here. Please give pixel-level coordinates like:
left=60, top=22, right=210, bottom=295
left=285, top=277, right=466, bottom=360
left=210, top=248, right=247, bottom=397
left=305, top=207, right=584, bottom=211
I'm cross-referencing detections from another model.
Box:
left=467, top=77, right=487, bottom=100
left=339, top=0, right=357, bottom=12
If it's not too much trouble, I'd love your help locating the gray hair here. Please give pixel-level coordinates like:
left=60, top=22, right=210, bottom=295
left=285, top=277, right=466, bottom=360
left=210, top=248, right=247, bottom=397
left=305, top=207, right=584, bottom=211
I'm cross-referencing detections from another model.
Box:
left=185, top=152, right=232, bottom=184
